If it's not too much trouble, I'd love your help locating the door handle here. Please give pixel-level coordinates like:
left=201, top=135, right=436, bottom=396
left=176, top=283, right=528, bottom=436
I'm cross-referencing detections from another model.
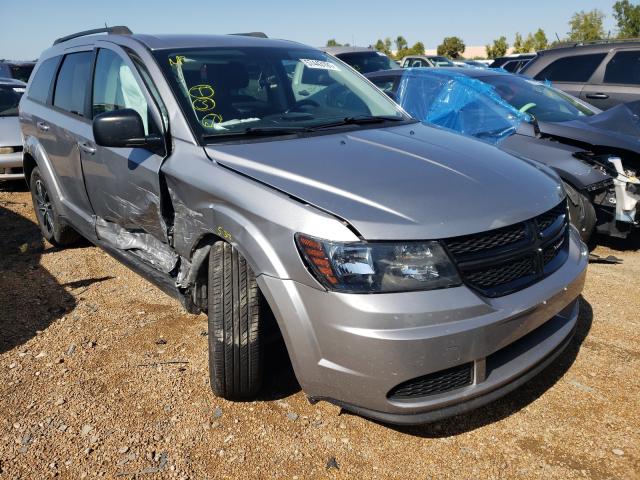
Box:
left=586, top=93, right=609, bottom=99
left=36, top=121, right=49, bottom=132
left=78, top=142, right=96, bottom=155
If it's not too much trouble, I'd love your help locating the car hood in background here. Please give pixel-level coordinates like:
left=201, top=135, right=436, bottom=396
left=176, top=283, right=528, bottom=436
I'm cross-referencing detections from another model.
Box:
left=205, top=123, right=564, bottom=240
left=540, top=101, right=640, bottom=155
left=0, top=116, right=21, bottom=147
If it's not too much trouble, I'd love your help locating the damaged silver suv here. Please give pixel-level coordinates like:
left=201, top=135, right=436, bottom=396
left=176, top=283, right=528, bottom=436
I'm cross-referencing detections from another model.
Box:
left=20, top=27, right=588, bottom=424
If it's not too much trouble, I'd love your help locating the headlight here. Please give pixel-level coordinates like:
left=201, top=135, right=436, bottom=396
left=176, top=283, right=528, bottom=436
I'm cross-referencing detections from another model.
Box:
left=295, top=234, right=461, bottom=293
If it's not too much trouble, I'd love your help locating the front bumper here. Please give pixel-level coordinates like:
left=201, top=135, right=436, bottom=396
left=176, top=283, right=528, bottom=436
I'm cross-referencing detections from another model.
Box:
left=0, top=151, right=24, bottom=180
left=257, top=227, right=588, bottom=424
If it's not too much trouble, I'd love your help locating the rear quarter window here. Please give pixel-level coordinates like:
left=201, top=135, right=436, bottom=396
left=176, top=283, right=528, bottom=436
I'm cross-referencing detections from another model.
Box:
left=27, top=57, right=61, bottom=104
left=534, top=53, right=606, bottom=82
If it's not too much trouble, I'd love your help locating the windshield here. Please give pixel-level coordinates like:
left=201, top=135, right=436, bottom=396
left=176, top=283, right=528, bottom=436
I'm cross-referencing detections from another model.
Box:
left=155, top=47, right=406, bottom=140
left=395, top=69, right=528, bottom=144
left=0, top=84, right=25, bottom=117
left=336, top=51, right=398, bottom=73
left=429, top=56, right=454, bottom=67
left=481, top=74, right=595, bottom=122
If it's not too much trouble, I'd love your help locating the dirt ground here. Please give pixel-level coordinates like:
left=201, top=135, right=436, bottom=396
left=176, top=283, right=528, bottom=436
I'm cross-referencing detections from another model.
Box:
left=0, top=186, right=638, bottom=480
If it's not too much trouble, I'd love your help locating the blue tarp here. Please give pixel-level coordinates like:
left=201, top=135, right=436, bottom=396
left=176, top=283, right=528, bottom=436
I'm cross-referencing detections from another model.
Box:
left=395, top=68, right=530, bottom=144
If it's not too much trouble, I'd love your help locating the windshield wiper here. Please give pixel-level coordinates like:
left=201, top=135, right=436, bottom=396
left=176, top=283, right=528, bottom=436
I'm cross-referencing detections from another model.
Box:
left=309, top=115, right=406, bottom=130
left=202, top=125, right=311, bottom=141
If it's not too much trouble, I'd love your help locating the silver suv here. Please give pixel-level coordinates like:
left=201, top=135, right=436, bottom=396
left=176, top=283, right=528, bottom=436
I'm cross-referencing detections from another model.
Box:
left=19, top=27, right=588, bottom=424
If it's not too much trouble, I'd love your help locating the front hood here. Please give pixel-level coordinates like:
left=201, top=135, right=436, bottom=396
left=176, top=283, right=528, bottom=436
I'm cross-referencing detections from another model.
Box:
left=0, top=116, right=21, bottom=147
left=205, top=123, right=564, bottom=240
left=539, top=101, right=640, bottom=155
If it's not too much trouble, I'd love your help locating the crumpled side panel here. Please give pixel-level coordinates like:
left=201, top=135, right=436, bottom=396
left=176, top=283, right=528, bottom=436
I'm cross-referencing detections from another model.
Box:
left=396, top=68, right=529, bottom=144
left=96, top=218, right=178, bottom=274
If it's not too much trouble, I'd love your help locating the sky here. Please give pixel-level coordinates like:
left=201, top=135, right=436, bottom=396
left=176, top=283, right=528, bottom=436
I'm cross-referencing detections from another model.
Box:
left=0, top=0, right=619, bottom=59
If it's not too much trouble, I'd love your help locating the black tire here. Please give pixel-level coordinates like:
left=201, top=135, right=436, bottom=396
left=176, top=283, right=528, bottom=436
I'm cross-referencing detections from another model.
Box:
left=563, top=181, right=596, bottom=243
left=29, top=167, right=80, bottom=247
left=207, top=241, right=263, bottom=399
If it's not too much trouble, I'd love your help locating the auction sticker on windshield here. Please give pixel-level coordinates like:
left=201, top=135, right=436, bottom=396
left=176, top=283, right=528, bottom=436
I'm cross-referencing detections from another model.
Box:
left=300, top=59, right=340, bottom=71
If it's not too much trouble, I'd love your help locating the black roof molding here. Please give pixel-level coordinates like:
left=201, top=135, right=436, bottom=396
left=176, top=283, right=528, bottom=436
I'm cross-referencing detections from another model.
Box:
left=229, top=32, right=268, bottom=38
left=53, top=26, right=133, bottom=46
left=549, top=37, right=640, bottom=50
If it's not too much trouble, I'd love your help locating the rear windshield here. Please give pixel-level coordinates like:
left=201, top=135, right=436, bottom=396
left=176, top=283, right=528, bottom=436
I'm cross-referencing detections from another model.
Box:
left=0, top=84, right=25, bottom=117
left=0, top=63, right=34, bottom=83
left=429, top=56, right=454, bottom=67
left=336, top=51, right=398, bottom=73
left=481, top=74, right=595, bottom=122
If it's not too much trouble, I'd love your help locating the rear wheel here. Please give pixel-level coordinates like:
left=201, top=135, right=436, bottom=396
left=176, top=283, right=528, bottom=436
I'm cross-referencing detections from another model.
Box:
left=29, top=167, right=80, bottom=247
left=207, top=241, right=264, bottom=399
left=563, top=181, right=596, bottom=243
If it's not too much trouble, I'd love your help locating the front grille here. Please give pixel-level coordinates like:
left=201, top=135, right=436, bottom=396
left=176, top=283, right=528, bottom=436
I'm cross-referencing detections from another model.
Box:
left=387, top=363, right=473, bottom=400
left=443, top=200, right=570, bottom=297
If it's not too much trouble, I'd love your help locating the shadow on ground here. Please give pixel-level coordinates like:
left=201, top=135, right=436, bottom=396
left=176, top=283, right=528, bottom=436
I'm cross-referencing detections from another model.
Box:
left=0, top=205, right=105, bottom=354
left=347, top=297, right=594, bottom=437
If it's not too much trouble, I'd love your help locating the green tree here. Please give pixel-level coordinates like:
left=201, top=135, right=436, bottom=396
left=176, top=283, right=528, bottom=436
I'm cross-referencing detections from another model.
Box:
left=532, top=28, right=549, bottom=51
left=613, top=0, right=640, bottom=38
left=513, top=33, right=525, bottom=53
left=411, top=41, right=426, bottom=55
left=437, top=36, right=466, bottom=58
left=486, top=36, right=509, bottom=59
left=374, top=38, right=393, bottom=56
left=395, top=36, right=408, bottom=52
left=568, top=9, right=606, bottom=41
left=326, top=39, right=341, bottom=47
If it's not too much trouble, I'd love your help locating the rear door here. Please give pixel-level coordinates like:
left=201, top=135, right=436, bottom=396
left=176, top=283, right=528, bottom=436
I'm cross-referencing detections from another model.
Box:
left=35, top=50, right=96, bottom=228
left=580, top=48, right=640, bottom=109
left=81, top=45, right=169, bottom=242
left=532, top=52, right=607, bottom=99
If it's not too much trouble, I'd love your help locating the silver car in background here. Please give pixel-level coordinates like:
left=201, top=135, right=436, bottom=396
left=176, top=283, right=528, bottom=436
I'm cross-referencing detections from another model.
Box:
left=20, top=28, right=588, bottom=424
left=0, top=78, right=25, bottom=180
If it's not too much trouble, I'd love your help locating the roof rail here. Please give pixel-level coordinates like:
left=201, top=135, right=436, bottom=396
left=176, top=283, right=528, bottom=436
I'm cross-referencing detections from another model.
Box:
left=549, top=37, right=640, bottom=49
left=229, top=32, right=268, bottom=38
left=53, top=26, right=132, bottom=46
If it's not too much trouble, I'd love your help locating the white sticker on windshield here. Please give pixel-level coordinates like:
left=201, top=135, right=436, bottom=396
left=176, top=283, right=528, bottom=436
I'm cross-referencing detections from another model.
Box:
left=300, top=59, right=340, bottom=71
left=12, top=88, right=25, bottom=93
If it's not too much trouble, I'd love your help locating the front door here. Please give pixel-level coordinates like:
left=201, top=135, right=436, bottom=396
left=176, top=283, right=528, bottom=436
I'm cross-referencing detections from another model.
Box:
left=80, top=46, right=168, bottom=243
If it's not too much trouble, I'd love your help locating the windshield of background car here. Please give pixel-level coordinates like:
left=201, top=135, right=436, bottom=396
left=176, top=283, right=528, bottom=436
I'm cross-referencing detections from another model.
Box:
left=334, top=51, right=398, bottom=73
left=429, top=56, right=454, bottom=67
left=395, top=69, right=528, bottom=144
left=0, top=84, right=25, bottom=116
left=481, top=74, right=595, bottom=122
left=155, top=47, right=405, bottom=140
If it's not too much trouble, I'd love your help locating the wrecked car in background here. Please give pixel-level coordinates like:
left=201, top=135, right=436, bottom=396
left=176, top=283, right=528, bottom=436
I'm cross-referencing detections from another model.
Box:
left=321, top=46, right=399, bottom=73
left=366, top=67, right=640, bottom=241
left=20, top=27, right=587, bottom=425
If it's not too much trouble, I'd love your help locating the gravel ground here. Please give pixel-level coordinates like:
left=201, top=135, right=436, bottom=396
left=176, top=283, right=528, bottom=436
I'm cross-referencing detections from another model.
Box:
left=1, top=186, right=638, bottom=479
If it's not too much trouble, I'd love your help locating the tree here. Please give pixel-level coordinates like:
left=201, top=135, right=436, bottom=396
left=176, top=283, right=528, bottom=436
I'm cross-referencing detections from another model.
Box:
left=412, top=41, right=426, bottom=56
left=486, top=36, right=509, bottom=59
left=532, top=28, right=549, bottom=51
left=437, top=36, right=466, bottom=58
left=613, top=0, right=640, bottom=38
left=395, top=36, right=408, bottom=52
left=568, top=9, right=606, bottom=41
left=513, top=33, right=525, bottom=53
left=374, top=38, right=393, bottom=56
left=326, top=39, right=341, bottom=47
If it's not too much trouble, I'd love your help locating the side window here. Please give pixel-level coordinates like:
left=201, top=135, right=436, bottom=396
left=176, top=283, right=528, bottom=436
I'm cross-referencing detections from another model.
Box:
left=92, top=49, right=151, bottom=134
left=370, top=77, right=395, bottom=93
left=534, top=53, right=606, bottom=82
left=604, top=50, right=640, bottom=85
left=53, top=52, right=93, bottom=116
left=28, top=57, right=61, bottom=104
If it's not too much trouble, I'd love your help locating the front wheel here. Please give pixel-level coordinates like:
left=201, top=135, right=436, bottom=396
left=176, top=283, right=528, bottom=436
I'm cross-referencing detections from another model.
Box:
left=563, top=181, right=596, bottom=243
left=207, top=241, right=264, bottom=399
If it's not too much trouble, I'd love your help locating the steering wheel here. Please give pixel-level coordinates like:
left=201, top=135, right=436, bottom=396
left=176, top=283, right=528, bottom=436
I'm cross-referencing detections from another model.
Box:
left=519, top=102, right=537, bottom=113
left=286, top=99, right=320, bottom=113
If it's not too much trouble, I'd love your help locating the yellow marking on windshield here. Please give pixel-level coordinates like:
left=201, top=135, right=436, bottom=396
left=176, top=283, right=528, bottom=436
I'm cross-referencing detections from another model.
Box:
left=188, top=83, right=223, bottom=127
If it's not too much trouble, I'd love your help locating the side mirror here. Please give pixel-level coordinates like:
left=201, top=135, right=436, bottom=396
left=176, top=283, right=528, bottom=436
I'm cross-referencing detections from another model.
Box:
left=93, top=108, right=164, bottom=153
